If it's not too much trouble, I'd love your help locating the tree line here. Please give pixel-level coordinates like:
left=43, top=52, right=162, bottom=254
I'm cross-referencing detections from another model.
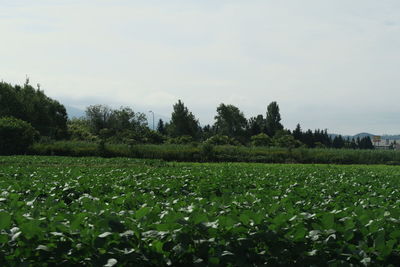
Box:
left=0, top=80, right=374, bottom=154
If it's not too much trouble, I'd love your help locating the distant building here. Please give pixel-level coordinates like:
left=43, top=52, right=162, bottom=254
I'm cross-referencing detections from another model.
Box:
left=372, top=136, right=398, bottom=150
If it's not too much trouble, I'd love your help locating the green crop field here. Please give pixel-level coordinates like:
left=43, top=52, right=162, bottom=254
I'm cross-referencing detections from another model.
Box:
left=0, top=156, right=400, bottom=266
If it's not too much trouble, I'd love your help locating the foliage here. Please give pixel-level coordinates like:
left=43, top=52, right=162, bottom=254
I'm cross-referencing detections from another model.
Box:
left=156, top=119, right=167, bottom=135
left=248, top=115, right=266, bottom=136
left=28, top=141, right=400, bottom=165
left=0, top=117, right=39, bottom=155
left=204, top=135, right=240, bottom=146
left=200, top=142, right=215, bottom=161
left=144, top=130, right=165, bottom=144
left=85, top=105, right=148, bottom=139
left=214, top=104, right=247, bottom=142
left=273, top=134, right=302, bottom=149
left=67, top=118, right=98, bottom=142
left=265, top=101, right=283, bottom=137
left=1, top=156, right=400, bottom=265
left=251, top=133, right=271, bottom=147
left=168, top=100, right=199, bottom=138
left=166, top=135, right=194, bottom=145
left=0, top=81, right=68, bottom=139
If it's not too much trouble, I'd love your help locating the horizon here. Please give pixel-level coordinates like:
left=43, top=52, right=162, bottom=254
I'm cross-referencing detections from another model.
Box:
left=2, top=1, right=400, bottom=135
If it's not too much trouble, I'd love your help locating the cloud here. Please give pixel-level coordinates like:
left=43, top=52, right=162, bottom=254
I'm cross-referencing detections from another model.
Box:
left=1, top=0, right=400, bottom=134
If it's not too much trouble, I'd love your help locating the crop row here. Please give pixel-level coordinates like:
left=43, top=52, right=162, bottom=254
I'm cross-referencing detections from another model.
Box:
left=0, top=156, right=399, bottom=266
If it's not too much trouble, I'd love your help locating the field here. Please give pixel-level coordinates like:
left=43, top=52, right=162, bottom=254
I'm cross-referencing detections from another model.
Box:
left=0, top=156, right=400, bottom=266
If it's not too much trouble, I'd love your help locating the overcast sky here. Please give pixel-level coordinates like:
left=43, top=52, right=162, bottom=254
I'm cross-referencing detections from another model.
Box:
left=1, top=0, right=400, bottom=135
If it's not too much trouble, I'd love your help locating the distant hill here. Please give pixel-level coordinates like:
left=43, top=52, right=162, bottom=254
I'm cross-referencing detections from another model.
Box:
left=352, top=133, right=374, bottom=139
left=330, top=132, right=400, bottom=140
left=65, top=106, right=85, bottom=119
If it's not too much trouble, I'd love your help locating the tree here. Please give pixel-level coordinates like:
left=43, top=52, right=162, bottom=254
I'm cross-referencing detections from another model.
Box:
left=265, top=101, right=283, bottom=137
left=111, top=107, right=147, bottom=134
left=358, top=136, right=374, bottom=149
left=67, top=118, right=97, bottom=142
left=214, top=103, right=247, bottom=142
left=273, top=134, right=301, bottom=149
left=85, top=105, right=114, bottom=135
left=292, top=123, right=302, bottom=141
left=169, top=100, right=199, bottom=138
left=332, top=135, right=345, bottom=148
left=157, top=119, right=166, bottom=135
left=0, top=81, right=68, bottom=139
left=251, top=133, right=271, bottom=147
left=247, top=115, right=266, bottom=137
left=0, top=117, right=39, bottom=155
left=201, top=124, right=214, bottom=141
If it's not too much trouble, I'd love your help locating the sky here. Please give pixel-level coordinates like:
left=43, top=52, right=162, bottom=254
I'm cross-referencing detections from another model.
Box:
left=1, top=0, right=400, bottom=135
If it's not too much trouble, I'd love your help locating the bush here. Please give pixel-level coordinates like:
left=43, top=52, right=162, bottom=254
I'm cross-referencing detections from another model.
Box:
left=200, top=142, right=215, bottom=161
left=251, top=133, right=272, bottom=147
left=205, top=135, right=240, bottom=146
left=167, top=135, right=194, bottom=144
left=144, top=130, right=165, bottom=144
left=67, top=118, right=98, bottom=142
left=0, top=117, right=39, bottom=155
left=273, top=134, right=302, bottom=149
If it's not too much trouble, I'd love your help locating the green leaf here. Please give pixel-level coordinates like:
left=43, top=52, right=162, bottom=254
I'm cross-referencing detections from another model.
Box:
left=389, top=230, right=400, bottom=239
left=239, top=213, right=250, bottom=225
left=0, top=234, right=8, bottom=244
left=209, top=257, right=220, bottom=265
left=293, top=225, right=306, bottom=241
left=374, top=231, right=386, bottom=253
left=20, top=221, right=41, bottom=240
left=135, top=207, right=151, bottom=219
left=321, top=213, right=334, bottom=229
left=0, top=212, right=11, bottom=229
left=70, top=213, right=87, bottom=230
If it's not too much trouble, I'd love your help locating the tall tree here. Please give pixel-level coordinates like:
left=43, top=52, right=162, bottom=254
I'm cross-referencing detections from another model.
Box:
left=332, top=135, right=345, bottom=148
left=156, top=119, right=166, bottom=135
left=358, top=136, right=374, bottom=149
left=85, top=105, right=114, bottom=134
left=85, top=105, right=147, bottom=136
left=265, top=101, right=283, bottom=137
left=247, top=115, right=266, bottom=136
left=169, top=100, right=199, bottom=138
left=292, top=123, right=302, bottom=141
left=214, top=103, right=247, bottom=141
left=0, top=81, right=68, bottom=139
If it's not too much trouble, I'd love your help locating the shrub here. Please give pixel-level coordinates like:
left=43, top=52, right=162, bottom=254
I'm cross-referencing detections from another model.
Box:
left=0, top=116, right=39, bottom=155
left=144, top=130, right=165, bottom=144
left=205, top=135, right=240, bottom=146
left=166, top=135, right=194, bottom=144
left=200, top=142, right=215, bottom=161
left=67, top=118, right=98, bottom=142
left=251, top=133, right=272, bottom=147
left=273, top=134, right=302, bottom=149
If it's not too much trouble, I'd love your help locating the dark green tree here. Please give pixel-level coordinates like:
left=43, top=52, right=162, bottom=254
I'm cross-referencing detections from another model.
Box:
left=332, top=135, right=345, bottom=148
left=157, top=119, right=166, bottom=135
left=358, top=136, right=374, bottom=149
left=265, top=101, right=283, bottom=137
left=169, top=100, right=199, bottom=138
left=85, top=105, right=114, bottom=134
left=201, top=124, right=214, bottom=141
left=0, top=81, right=68, bottom=139
left=292, top=123, right=302, bottom=141
left=247, top=115, right=266, bottom=137
left=214, top=103, right=247, bottom=142
left=0, top=116, right=39, bottom=154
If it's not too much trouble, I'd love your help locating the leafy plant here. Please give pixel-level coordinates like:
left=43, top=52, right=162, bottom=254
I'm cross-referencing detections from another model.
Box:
left=0, top=116, right=39, bottom=155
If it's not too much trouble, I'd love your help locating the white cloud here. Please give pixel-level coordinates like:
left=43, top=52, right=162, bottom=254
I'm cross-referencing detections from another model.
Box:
left=1, top=0, right=400, bottom=134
